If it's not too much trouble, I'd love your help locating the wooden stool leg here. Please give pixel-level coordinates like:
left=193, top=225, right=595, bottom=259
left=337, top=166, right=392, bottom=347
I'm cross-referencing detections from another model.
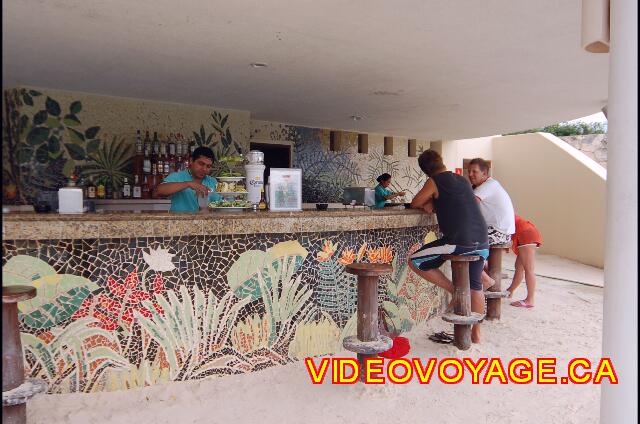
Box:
left=3, top=301, right=27, bottom=424
left=486, top=248, right=503, bottom=320
left=451, top=261, right=472, bottom=350
left=356, top=275, right=379, bottom=379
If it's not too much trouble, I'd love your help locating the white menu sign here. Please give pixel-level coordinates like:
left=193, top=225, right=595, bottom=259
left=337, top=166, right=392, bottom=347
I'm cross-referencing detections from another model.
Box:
left=268, top=168, right=302, bottom=211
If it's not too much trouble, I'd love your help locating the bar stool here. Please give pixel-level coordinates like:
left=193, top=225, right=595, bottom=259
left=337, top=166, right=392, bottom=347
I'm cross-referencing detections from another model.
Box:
left=3, top=286, right=47, bottom=424
left=440, top=255, right=484, bottom=350
left=342, top=263, right=393, bottom=381
left=484, top=243, right=512, bottom=320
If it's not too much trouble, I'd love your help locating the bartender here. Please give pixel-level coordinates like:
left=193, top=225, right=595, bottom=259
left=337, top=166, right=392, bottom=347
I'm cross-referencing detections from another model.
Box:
left=155, top=146, right=222, bottom=213
left=373, top=173, right=405, bottom=208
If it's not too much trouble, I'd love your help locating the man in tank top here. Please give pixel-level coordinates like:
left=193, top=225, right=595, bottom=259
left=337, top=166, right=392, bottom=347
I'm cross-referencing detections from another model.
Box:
left=409, top=149, right=489, bottom=344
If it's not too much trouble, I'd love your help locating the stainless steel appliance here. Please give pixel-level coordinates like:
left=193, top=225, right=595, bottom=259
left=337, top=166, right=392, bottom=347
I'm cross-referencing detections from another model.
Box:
left=342, top=187, right=375, bottom=206
left=245, top=150, right=265, bottom=164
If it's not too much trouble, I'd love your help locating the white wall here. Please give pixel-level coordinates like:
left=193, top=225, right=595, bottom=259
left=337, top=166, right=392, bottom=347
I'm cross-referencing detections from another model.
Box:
left=491, top=133, right=606, bottom=267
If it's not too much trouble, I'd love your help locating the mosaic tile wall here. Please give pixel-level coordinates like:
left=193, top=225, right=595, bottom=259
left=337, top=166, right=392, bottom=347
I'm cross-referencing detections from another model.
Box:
left=3, top=87, right=431, bottom=205
left=2, top=226, right=445, bottom=394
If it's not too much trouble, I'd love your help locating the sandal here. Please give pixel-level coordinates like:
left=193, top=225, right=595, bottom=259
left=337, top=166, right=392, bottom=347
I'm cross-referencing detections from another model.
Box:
left=428, top=332, right=453, bottom=344
left=510, top=300, right=534, bottom=308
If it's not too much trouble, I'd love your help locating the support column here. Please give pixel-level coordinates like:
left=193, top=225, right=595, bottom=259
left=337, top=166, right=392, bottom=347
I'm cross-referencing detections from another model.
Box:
left=600, top=0, right=638, bottom=422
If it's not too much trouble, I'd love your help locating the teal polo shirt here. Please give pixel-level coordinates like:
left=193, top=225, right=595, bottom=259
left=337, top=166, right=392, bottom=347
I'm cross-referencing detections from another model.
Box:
left=374, top=184, right=392, bottom=209
left=162, top=170, right=222, bottom=213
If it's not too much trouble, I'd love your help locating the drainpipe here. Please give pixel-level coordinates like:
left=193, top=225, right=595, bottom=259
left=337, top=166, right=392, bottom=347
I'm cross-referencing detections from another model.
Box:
left=596, top=0, right=638, bottom=422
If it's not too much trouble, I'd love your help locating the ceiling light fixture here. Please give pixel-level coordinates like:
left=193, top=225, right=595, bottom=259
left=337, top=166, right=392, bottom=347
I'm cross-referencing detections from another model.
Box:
left=249, top=62, right=268, bottom=68
left=350, top=115, right=364, bottom=121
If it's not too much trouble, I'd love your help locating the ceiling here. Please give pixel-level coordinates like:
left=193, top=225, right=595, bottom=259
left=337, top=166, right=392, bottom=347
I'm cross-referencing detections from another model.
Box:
left=2, top=0, right=609, bottom=140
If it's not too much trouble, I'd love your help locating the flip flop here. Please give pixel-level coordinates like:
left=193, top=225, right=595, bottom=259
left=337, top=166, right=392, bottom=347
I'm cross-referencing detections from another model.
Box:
left=510, top=300, right=534, bottom=308
left=428, top=335, right=453, bottom=344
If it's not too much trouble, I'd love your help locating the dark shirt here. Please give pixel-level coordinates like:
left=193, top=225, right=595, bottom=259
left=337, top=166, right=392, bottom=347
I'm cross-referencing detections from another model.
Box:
left=431, top=171, right=488, bottom=246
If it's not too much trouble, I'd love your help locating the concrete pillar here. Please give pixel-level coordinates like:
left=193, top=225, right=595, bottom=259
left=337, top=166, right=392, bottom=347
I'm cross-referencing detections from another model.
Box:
left=600, top=0, right=638, bottom=422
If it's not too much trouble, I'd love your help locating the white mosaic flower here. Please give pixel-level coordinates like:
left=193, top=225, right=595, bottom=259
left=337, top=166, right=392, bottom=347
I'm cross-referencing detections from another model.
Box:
left=142, top=247, right=176, bottom=272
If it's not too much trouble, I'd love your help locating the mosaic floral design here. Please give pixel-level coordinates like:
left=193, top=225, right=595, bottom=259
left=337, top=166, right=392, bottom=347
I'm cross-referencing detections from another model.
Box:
left=2, top=227, right=444, bottom=394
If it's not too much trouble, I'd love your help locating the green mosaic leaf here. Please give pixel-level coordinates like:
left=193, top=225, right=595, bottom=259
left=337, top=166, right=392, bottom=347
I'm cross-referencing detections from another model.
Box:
left=46, top=116, right=60, bottom=128
left=84, top=126, right=100, bottom=139
left=29, top=90, right=42, bottom=97
left=62, top=159, right=75, bottom=177
left=35, top=144, right=49, bottom=163
left=22, top=93, right=33, bottom=106
left=19, top=286, right=93, bottom=330
left=63, top=114, right=81, bottom=127
left=17, top=146, right=33, bottom=164
left=86, top=139, right=100, bottom=155
left=226, top=250, right=267, bottom=300
left=67, top=127, right=85, bottom=144
left=33, top=110, right=48, bottom=125
left=45, top=97, right=61, bottom=116
left=69, top=100, right=82, bottom=114
left=65, top=143, right=85, bottom=160
left=2, top=255, right=99, bottom=314
left=26, top=126, right=50, bottom=146
left=48, top=135, right=60, bottom=153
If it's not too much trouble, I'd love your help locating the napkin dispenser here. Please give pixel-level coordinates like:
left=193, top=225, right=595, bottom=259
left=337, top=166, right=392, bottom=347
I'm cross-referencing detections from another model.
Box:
left=58, top=181, right=84, bottom=214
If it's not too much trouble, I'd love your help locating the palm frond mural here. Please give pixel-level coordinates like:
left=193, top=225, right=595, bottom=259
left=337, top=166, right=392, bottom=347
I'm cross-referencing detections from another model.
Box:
left=81, top=135, right=133, bottom=188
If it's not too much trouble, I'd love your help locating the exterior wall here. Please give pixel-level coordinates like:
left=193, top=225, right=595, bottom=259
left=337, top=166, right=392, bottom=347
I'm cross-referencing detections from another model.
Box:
left=558, top=134, right=608, bottom=168
left=491, top=133, right=606, bottom=267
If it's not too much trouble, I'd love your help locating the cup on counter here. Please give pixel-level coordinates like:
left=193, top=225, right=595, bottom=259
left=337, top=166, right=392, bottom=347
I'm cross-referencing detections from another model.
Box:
left=198, top=193, right=209, bottom=210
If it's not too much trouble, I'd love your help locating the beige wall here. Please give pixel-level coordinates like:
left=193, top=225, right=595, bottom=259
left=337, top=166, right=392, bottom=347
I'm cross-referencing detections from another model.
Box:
left=491, top=133, right=606, bottom=267
left=440, top=136, right=495, bottom=172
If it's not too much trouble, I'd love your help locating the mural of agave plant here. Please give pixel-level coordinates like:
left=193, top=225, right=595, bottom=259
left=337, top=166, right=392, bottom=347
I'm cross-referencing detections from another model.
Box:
left=81, top=135, right=133, bottom=188
left=134, top=285, right=251, bottom=381
left=21, top=317, right=130, bottom=393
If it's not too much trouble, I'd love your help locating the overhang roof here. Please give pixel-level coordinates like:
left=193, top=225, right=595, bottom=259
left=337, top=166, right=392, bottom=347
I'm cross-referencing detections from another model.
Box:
left=2, top=0, right=609, bottom=139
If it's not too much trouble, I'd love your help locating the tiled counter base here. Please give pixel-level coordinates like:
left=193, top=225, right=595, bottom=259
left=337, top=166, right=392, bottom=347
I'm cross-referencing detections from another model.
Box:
left=2, top=209, right=445, bottom=394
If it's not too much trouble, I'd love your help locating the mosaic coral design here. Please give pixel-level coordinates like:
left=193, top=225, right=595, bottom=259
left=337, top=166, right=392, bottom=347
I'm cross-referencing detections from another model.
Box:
left=2, top=226, right=444, bottom=394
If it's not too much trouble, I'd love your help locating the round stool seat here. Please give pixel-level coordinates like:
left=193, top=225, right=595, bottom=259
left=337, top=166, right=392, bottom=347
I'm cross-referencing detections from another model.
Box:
left=343, top=335, right=393, bottom=354
left=345, top=263, right=392, bottom=276
left=2, top=379, right=47, bottom=406
left=2, top=285, right=36, bottom=303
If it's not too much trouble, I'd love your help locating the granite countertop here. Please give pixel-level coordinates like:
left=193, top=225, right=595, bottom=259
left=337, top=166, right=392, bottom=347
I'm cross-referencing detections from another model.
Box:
left=3, top=208, right=437, bottom=240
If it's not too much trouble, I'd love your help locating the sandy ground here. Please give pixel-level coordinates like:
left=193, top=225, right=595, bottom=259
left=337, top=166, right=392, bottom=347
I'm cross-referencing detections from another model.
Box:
left=27, top=260, right=605, bottom=424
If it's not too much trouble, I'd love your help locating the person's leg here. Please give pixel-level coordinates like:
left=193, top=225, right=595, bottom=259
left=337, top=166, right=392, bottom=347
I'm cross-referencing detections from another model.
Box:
left=481, top=270, right=495, bottom=290
left=408, top=261, right=454, bottom=294
left=517, top=245, right=537, bottom=306
left=506, top=254, right=524, bottom=298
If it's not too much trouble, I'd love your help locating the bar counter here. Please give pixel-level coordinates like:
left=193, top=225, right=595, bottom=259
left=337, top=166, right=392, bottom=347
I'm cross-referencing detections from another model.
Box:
left=2, top=207, right=445, bottom=394
left=2, top=208, right=435, bottom=240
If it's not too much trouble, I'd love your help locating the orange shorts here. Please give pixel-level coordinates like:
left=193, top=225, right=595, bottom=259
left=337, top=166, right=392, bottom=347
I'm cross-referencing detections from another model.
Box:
left=511, top=217, right=542, bottom=256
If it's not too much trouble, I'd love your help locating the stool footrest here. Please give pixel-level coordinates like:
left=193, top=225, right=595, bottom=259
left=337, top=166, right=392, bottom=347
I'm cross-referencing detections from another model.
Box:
left=343, top=335, right=393, bottom=354
left=3, top=379, right=47, bottom=406
left=443, top=254, right=480, bottom=262
left=441, top=312, right=485, bottom=325
left=484, top=291, right=510, bottom=299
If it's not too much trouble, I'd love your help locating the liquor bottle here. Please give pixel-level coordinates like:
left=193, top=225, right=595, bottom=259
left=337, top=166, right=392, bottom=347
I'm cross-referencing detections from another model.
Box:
left=135, top=130, right=143, bottom=155
left=86, top=177, right=96, bottom=199
left=122, top=177, right=132, bottom=198
left=105, top=180, right=113, bottom=199
left=96, top=178, right=106, bottom=199
left=159, top=139, right=167, bottom=176
left=143, top=140, right=151, bottom=175
left=141, top=176, right=150, bottom=199
left=258, top=188, right=267, bottom=210
left=151, top=132, right=159, bottom=176
left=168, top=133, right=176, bottom=160
left=133, top=130, right=144, bottom=176
left=133, top=175, right=142, bottom=198
left=176, top=133, right=183, bottom=170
